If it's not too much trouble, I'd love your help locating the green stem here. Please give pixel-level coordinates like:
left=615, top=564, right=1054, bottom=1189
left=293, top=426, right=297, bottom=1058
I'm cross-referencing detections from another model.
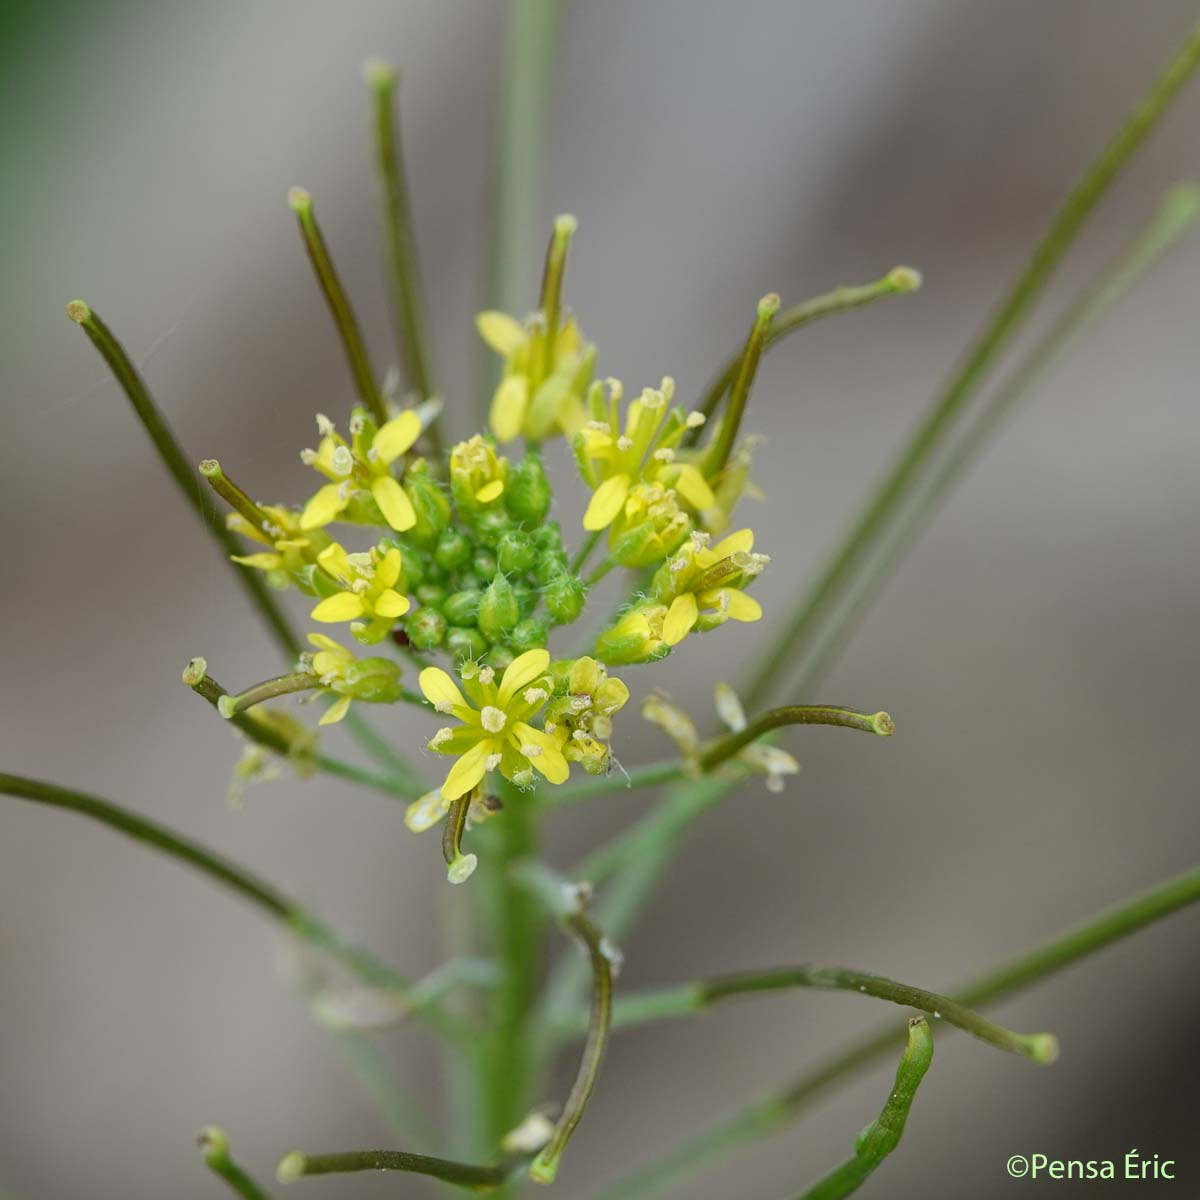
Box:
left=683, top=267, right=921, bottom=446
left=219, top=671, right=321, bottom=716
left=743, top=19, right=1200, bottom=709
left=785, top=182, right=1200, bottom=699
left=287, top=187, right=385, bottom=424
left=584, top=559, right=616, bottom=589
left=796, top=1017, right=934, bottom=1200
left=538, top=759, right=686, bottom=808
left=479, top=784, right=542, bottom=1164
left=703, top=293, right=778, bottom=477
left=698, top=705, right=893, bottom=772
left=598, top=862, right=1200, bottom=1200
left=65, top=301, right=301, bottom=662
left=486, top=0, right=563, bottom=411
left=570, top=528, right=604, bottom=575
left=575, top=963, right=1056, bottom=1063
left=197, top=1128, right=272, bottom=1200
left=276, top=1149, right=518, bottom=1189
left=364, top=60, right=441, bottom=454
left=530, top=911, right=614, bottom=1184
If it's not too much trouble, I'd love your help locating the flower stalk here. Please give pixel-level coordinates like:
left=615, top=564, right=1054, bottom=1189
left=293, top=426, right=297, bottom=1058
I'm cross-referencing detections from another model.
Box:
left=698, top=704, right=893, bottom=772
left=276, top=1148, right=518, bottom=1188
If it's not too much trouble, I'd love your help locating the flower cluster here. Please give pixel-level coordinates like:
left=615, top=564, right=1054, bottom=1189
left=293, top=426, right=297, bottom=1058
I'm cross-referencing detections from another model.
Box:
left=198, top=214, right=776, bottom=846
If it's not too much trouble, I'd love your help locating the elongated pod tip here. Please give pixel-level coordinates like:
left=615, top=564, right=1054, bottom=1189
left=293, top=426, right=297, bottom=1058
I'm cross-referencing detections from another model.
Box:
left=887, top=266, right=923, bottom=293
left=757, top=292, right=781, bottom=320
left=196, top=1126, right=229, bottom=1161
left=182, top=657, right=208, bottom=687
left=276, top=1152, right=306, bottom=1183
left=872, top=711, right=895, bottom=736
left=528, top=1151, right=559, bottom=1185
left=363, top=57, right=397, bottom=90
left=1027, top=1032, right=1060, bottom=1065
left=66, top=299, right=91, bottom=324
left=287, top=186, right=313, bottom=215
left=553, top=213, right=579, bottom=238
left=198, top=458, right=222, bottom=478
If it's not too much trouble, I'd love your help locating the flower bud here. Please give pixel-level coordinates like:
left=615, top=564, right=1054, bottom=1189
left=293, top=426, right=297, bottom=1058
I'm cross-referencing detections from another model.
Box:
left=406, top=605, right=447, bottom=650
left=485, top=643, right=516, bottom=670
left=473, top=549, right=499, bottom=578
left=505, top=450, right=553, bottom=525
left=497, top=530, right=537, bottom=574
left=446, top=625, right=489, bottom=661
left=434, top=529, right=472, bottom=572
left=474, top=508, right=513, bottom=546
left=404, top=461, right=451, bottom=546
left=416, top=583, right=448, bottom=609
left=477, top=573, right=520, bottom=641
left=543, top=569, right=586, bottom=626
left=594, top=606, right=669, bottom=665
left=442, top=589, right=483, bottom=627
left=509, top=618, right=548, bottom=653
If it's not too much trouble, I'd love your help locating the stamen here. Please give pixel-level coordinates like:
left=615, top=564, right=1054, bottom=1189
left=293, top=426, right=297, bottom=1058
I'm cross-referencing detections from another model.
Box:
left=480, top=706, right=507, bottom=733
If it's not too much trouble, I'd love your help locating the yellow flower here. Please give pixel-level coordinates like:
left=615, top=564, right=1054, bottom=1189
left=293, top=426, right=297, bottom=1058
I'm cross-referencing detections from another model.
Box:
left=652, top=529, right=769, bottom=646
left=606, top=482, right=691, bottom=568
left=310, top=541, right=410, bottom=644
left=299, top=409, right=422, bottom=533
left=449, top=435, right=509, bottom=509
left=593, top=603, right=671, bottom=666
left=477, top=310, right=595, bottom=444
left=306, top=632, right=405, bottom=725
left=544, top=656, right=631, bottom=775
left=419, top=649, right=570, bottom=800
left=574, top=377, right=716, bottom=532
left=227, top=503, right=329, bottom=588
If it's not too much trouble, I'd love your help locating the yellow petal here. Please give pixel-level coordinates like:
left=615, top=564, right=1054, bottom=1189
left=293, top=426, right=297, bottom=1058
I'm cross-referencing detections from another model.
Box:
left=583, top=474, right=630, bottom=531
left=513, top=723, right=570, bottom=785
left=376, top=550, right=403, bottom=593
left=231, top=552, right=284, bottom=570
left=476, top=479, right=504, bottom=504
left=306, top=633, right=344, bottom=653
left=373, top=411, right=422, bottom=464
left=318, top=694, right=352, bottom=725
left=316, top=541, right=352, bottom=579
left=419, top=667, right=468, bottom=713
left=442, top=738, right=495, bottom=801
left=498, top=648, right=551, bottom=707
left=311, top=592, right=366, bottom=622
left=713, top=682, right=746, bottom=732
left=373, top=588, right=410, bottom=619
left=489, top=374, right=529, bottom=443
left=662, top=593, right=699, bottom=646
left=711, top=529, right=755, bottom=558
left=370, top=475, right=417, bottom=532
left=300, top=483, right=348, bottom=530
left=311, top=650, right=343, bottom=675
left=476, top=310, right=527, bottom=357
left=720, top=590, right=762, bottom=623
left=672, top=465, right=717, bottom=511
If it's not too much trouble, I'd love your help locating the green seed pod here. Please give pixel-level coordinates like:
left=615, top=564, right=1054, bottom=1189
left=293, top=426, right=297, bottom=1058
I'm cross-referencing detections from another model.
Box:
left=404, top=461, right=451, bottom=547
left=406, top=605, right=447, bottom=650
left=442, top=589, right=483, bottom=627
left=416, top=583, right=448, bottom=609
left=509, top=617, right=548, bottom=653
left=484, top=643, right=516, bottom=671
left=505, top=450, right=553, bottom=525
left=473, top=550, right=499, bottom=578
left=543, top=569, right=586, bottom=625
left=445, top=625, right=489, bottom=662
left=497, top=530, right=536, bottom=575
left=332, top=657, right=404, bottom=704
left=434, top=529, right=472, bottom=572
left=478, top=572, right=520, bottom=641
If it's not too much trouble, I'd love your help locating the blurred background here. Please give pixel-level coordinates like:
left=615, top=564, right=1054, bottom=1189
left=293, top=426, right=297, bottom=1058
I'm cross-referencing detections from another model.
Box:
left=2, top=1, right=1199, bottom=1196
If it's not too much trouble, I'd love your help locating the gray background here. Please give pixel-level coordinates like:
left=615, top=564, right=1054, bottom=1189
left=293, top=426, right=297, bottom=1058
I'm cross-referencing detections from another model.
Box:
left=2, top=1, right=1198, bottom=1197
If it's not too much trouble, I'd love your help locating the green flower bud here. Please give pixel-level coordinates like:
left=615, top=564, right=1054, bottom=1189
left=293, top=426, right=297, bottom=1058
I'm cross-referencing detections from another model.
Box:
left=445, top=625, right=489, bottom=662
left=484, top=643, right=516, bottom=670
left=331, top=657, right=404, bottom=704
left=514, top=584, right=539, bottom=618
left=474, top=508, right=512, bottom=547
left=497, top=530, right=537, bottom=574
left=543, top=569, right=586, bottom=625
left=404, top=460, right=451, bottom=546
left=531, top=522, right=564, bottom=555
left=478, top=572, right=520, bottom=641
left=416, top=583, right=448, bottom=608
left=505, top=450, right=553, bottom=525
left=473, top=550, right=499, bottom=578
left=509, top=617, right=548, bottom=653
left=406, top=605, right=447, bottom=650
left=435, top=529, right=472, bottom=572
left=454, top=571, right=484, bottom=593
left=442, top=589, right=483, bottom=627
